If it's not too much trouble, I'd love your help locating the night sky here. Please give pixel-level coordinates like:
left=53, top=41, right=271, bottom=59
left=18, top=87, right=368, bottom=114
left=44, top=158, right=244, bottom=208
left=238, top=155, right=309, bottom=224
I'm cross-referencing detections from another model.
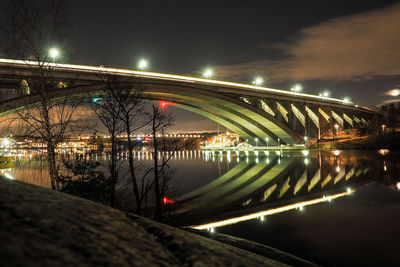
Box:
left=1, top=0, right=400, bottom=131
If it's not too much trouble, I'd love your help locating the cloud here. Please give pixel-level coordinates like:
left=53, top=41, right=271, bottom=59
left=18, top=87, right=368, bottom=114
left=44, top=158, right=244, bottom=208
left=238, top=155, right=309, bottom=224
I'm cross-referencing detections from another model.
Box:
left=215, top=3, right=400, bottom=82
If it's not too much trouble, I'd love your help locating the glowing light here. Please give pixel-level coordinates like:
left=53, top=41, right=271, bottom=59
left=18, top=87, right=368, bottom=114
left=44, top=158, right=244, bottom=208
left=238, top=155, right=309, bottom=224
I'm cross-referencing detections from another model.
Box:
left=302, top=150, right=309, bottom=156
left=2, top=138, right=10, bottom=147
left=343, top=97, right=350, bottom=103
left=323, top=91, right=330, bottom=97
left=291, top=84, right=302, bottom=92
left=299, top=205, right=304, bottom=211
left=304, top=158, right=309, bottom=165
left=390, top=89, right=400, bottom=96
left=138, top=59, right=148, bottom=70
left=49, top=48, right=59, bottom=59
left=396, top=182, right=400, bottom=191
left=91, top=97, right=102, bottom=103
left=346, top=187, right=352, bottom=194
left=336, top=166, right=341, bottom=173
left=335, top=124, right=339, bottom=131
left=253, top=77, right=263, bottom=86
left=191, top=191, right=352, bottom=229
left=333, top=150, right=341, bottom=156
left=162, top=196, right=174, bottom=205
left=160, top=101, right=169, bottom=108
left=203, top=68, right=213, bottom=78
left=259, top=216, right=265, bottom=222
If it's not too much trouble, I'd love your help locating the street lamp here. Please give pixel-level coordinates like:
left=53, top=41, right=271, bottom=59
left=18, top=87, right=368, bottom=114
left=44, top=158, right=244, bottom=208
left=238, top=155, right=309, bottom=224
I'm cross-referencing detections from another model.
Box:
left=335, top=124, right=339, bottom=133
left=253, top=77, right=263, bottom=86
left=49, top=47, right=59, bottom=62
left=204, top=68, right=213, bottom=79
left=138, top=59, right=148, bottom=71
left=291, top=84, right=302, bottom=93
left=265, top=137, right=269, bottom=147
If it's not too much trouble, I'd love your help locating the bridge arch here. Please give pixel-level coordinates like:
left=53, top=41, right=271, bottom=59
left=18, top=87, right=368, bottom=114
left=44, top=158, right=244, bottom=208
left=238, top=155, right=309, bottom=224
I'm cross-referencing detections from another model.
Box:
left=0, top=81, right=302, bottom=145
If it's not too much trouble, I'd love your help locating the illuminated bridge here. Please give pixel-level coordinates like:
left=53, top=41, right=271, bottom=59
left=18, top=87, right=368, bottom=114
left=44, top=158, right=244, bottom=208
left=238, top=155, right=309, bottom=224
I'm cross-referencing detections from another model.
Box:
left=0, top=59, right=373, bottom=145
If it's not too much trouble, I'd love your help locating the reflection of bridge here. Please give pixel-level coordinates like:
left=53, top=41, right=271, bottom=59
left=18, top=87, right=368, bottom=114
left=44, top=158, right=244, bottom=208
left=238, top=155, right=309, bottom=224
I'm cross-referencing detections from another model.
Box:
left=173, top=151, right=372, bottom=227
left=0, top=59, right=373, bottom=145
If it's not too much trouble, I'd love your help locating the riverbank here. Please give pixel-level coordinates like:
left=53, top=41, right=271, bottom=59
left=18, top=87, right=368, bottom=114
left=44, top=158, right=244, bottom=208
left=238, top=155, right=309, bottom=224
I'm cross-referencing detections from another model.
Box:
left=310, top=132, right=400, bottom=150
left=0, top=176, right=317, bottom=266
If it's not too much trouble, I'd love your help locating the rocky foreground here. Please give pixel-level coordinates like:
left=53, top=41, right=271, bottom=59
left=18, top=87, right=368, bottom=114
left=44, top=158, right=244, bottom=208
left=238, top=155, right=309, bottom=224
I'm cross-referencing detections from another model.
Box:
left=0, top=177, right=317, bottom=266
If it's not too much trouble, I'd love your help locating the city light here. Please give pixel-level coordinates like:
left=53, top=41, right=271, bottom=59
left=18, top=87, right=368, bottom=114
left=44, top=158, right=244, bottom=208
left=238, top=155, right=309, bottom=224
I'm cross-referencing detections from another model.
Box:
left=91, top=97, right=102, bottom=103
left=2, top=138, right=10, bottom=147
left=291, top=84, right=302, bottom=92
left=160, top=101, right=169, bottom=108
left=49, top=47, right=59, bottom=60
left=253, top=77, right=263, bottom=86
left=389, top=89, right=399, bottom=97
left=203, top=68, right=213, bottom=78
left=138, top=59, right=148, bottom=71
left=335, top=124, right=339, bottom=132
left=343, top=97, right=350, bottom=103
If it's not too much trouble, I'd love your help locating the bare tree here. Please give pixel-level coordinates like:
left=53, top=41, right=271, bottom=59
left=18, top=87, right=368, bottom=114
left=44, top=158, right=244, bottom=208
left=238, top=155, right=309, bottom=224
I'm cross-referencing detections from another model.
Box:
left=1, top=0, right=78, bottom=190
left=149, top=105, right=175, bottom=220
left=89, top=76, right=149, bottom=210
left=89, top=92, right=124, bottom=208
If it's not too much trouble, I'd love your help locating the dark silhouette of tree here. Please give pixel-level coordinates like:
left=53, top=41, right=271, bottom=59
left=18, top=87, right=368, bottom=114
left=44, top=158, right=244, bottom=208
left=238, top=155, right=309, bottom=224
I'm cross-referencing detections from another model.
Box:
left=1, top=0, right=79, bottom=190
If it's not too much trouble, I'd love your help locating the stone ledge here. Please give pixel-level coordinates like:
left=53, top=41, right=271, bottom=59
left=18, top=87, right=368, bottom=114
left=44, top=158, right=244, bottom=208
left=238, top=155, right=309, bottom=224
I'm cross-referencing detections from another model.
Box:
left=0, top=177, right=290, bottom=266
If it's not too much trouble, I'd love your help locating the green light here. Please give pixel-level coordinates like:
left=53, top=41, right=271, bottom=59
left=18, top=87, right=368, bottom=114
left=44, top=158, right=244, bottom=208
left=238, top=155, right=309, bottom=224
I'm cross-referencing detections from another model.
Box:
left=92, top=97, right=102, bottom=103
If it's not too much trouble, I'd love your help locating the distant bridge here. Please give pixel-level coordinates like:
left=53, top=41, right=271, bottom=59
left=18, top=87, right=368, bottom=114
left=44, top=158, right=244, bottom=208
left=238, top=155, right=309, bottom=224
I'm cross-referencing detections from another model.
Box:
left=0, top=59, right=373, bottom=145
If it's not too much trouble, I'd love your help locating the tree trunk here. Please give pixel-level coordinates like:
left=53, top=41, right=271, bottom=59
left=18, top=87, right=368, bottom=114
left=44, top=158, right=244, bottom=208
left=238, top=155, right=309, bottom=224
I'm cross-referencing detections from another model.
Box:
left=125, top=117, right=142, bottom=215
left=152, top=106, right=162, bottom=220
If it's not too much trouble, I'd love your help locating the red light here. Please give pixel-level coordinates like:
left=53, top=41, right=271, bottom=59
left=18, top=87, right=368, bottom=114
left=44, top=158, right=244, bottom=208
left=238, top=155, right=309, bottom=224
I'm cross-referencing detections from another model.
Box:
left=162, top=196, right=174, bottom=205
left=160, top=101, right=168, bottom=108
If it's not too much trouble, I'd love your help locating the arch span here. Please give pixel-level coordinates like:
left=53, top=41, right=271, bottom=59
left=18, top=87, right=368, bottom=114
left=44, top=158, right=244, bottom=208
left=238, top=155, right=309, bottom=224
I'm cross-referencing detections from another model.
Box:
left=0, top=82, right=301, bottom=145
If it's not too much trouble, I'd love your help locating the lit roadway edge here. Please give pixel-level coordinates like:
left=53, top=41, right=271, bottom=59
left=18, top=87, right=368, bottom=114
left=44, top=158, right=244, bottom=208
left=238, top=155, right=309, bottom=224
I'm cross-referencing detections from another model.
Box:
left=0, top=58, right=358, bottom=106
left=190, top=190, right=353, bottom=230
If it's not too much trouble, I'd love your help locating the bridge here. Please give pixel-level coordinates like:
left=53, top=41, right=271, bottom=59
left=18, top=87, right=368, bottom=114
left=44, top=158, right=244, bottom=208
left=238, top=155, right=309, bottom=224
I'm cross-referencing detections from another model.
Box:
left=0, top=59, right=373, bottom=145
